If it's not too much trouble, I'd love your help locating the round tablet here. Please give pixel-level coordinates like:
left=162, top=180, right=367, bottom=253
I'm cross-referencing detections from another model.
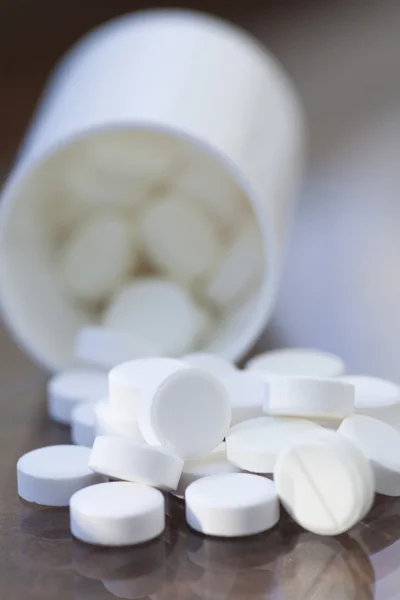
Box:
left=95, top=403, right=144, bottom=441
left=267, top=376, right=354, bottom=419
left=17, top=445, right=104, bottom=506
left=181, top=353, right=236, bottom=378
left=140, top=193, right=222, bottom=284
left=104, top=278, right=202, bottom=356
left=71, top=402, right=97, bottom=447
left=205, top=220, right=264, bottom=308
left=340, top=375, right=400, bottom=428
left=220, top=371, right=267, bottom=426
left=64, top=130, right=180, bottom=209
left=47, top=369, right=109, bottom=425
left=70, top=481, right=165, bottom=546
left=89, top=436, right=183, bottom=491
left=246, top=348, right=345, bottom=377
left=74, top=326, right=159, bottom=370
left=274, top=428, right=375, bottom=535
left=175, top=448, right=241, bottom=497
left=138, top=368, right=231, bottom=459
left=226, top=416, right=321, bottom=473
left=59, top=213, right=137, bottom=305
left=185, top=473, right=279, bottom=537
left=338, top=414, right=400, bottom=496
left=175, top=151, right=245, bottom=232
left=109, top=358, right=187, bottom=418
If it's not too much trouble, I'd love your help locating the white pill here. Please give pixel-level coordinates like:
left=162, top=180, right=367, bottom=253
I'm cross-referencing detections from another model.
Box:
left=226, top=416, right=321, bottom=473
left=274, top=428, right=375, bottom=535
left=185, top=473, right=279, bottom=537
left=74, top=326, right=159, bottom=370
left=246, top=348, right=345, bottom=377
left=90, top=436, right=183, bottom=491
left=205, top=220, right=264, bottom=308
left=220, top=371, right=267, bottom=426
left=71, top=402, right=98, bottom=447
left=140, top=193, right=222, bottom=284
left=59, top=213, right=137, bottom=305
left=181, top=353, right=236, bottom=377
left=267, top=376, right=354, bottom=419
left=64, top=130, right=180, bottom=208
left=17, top=445, right=103, bottom=506
left=340, top=375, right=400, bottom=428
left=104, top=279, right=201, bottom=356
left=47, top=369, right=108, bottom=425
left=109, top=358, right=187, bottom=419
left=175, top=152, right=245, bottom=232
left=176, top=447, right=241, bottom=498
left=139, top=368, right=231, bottom=459
left=70, top=481, right=165, bottom=546
left=192, top=307, right=214, bottom=346
left=338, top=414, right=400, bottom=496
left=95, top=403, right=144, bottom=441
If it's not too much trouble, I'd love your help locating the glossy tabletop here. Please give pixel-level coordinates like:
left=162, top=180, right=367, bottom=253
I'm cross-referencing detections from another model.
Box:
left=0, top=319, right=398, bottom=600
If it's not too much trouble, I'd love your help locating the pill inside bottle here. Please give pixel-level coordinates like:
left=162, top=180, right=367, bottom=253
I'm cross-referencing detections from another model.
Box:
left=0, top=128, right=267, bottom=370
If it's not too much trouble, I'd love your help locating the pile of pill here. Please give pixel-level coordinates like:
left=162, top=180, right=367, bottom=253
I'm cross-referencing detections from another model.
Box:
left=17, top=340, right=400, bottom=546
left=38, top=129, right=264, bottom=358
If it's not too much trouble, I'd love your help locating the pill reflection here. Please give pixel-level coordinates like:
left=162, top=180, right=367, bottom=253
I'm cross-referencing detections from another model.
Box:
left=187, top=528, right=281, bottom=572
left=277, top=532, right=374, bottom=600
left=185, top=530, right=277, bottom=600
left=17, top=506, right=72, bottom=570
left=72, top=536, right=166, bottom=582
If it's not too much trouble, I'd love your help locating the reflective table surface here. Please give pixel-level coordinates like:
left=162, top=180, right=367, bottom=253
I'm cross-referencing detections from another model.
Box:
left=0, top=320, right=399, bottom=600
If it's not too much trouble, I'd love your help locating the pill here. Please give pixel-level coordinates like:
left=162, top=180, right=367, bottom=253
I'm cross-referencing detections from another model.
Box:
left=175, top=151, right=245, bottom=232
left=205, top=220, right=264, bottom=308
left=64, top=130, right=180, bottom=208
left=109, top=358, right=187, bottom=419
left=246, top=348, right=345, bottom=377
left=17, top=445, right=104, bottom=506
left=89, top=436, right=183, bottom=491
left=226, top=416, right=321, bottom=473
left=81, top=130, right=180, bottom=183
left=191, top=307, right=214, bottom=346
left=74, top=326, right=159, bottom=370
left=175, top=446, right=241, bottom=498
left=274, top=428, right=375, bottom=535
left=185, top=473, right=279, bottom=537
left=47, top=369, right=108, bottom=425
left=95, top=403, right=144, bottom=441
left=340, top=375, right=400, bottom=428
left=181, top=353, right=236, bottom=377
left=140, top=193, right=222, bottom=284
left=220, top=371, right=267, bottom=426
left=104, top=279, right=202, bottom=356
left=139, top=368, right=231, bottom=459
left=70, top=481, right=165, bottom=546
left=71, top=402, right=98, bottom=447
left=338, top=414, right=400, bottom=496
left=59, top=213, right=137, bottom=305
left=267, top=376, right=354, bottom=419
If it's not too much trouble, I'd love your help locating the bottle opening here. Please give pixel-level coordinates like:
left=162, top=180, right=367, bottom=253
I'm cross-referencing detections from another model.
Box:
left=0, top=126, right=272, bottom=370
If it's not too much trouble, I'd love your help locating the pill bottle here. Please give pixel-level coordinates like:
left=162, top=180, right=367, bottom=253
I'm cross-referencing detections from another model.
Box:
left=0, top=9, right=305, bottom=371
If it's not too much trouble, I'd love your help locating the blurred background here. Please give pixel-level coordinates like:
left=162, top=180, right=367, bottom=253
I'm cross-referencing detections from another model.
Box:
left=1, top=0, right=400, bottom=380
